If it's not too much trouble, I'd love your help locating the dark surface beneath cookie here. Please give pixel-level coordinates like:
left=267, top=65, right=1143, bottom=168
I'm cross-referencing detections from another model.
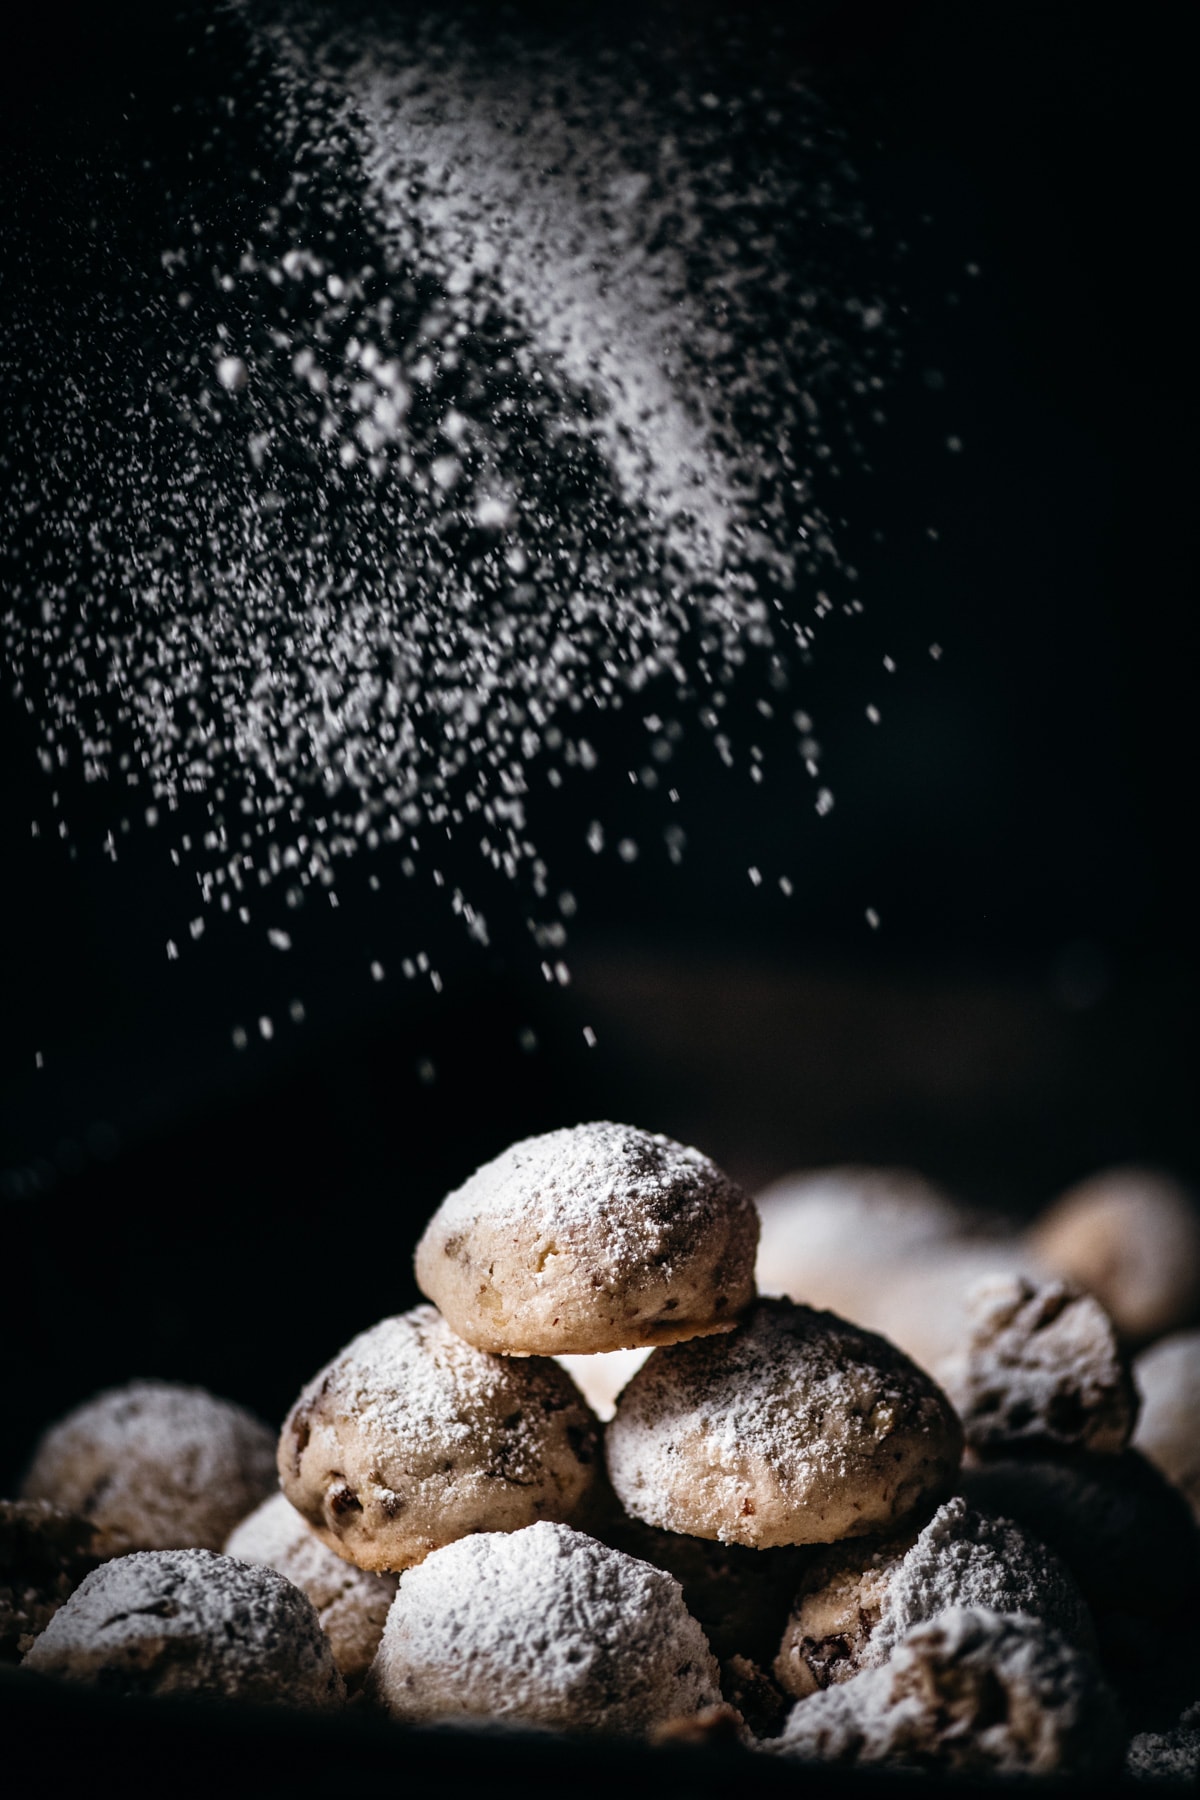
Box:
left=0, top=1669, right=1168, bottom=1798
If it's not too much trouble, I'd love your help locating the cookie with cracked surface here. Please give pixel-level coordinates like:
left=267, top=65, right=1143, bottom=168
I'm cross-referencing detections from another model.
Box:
left=22, top=1547, right=344, bottom=1709
left=415, top=1121, right=758, bottom=1355
left=937, top=1274, right=1138, bottom=1455
left=279, top=1305, right=599, bottom=1573
left=225, top=1492, right=397, bottom=1687
left=605, top=1297, right=962, bottom=1548
left=769, top=1605, right=1123, bottom=1777
left=774, top=1495, right=1095, bottom=1700
left=20, top=1380, right=277, bottom=1554
left=366, top=1520, right=722, bottom=1735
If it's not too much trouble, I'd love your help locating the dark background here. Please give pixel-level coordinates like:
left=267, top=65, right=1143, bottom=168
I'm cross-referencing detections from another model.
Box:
left=0, top=0, right=1194, bottom=1490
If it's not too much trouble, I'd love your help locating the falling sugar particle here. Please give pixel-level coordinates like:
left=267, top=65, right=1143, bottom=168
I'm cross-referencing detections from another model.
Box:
left=165, top=940, right=178, bottom=960
left=1, top=6, right=908, bottom=1038
left=35, top=1051, right=44, bottom=1070
left=929, top=643, right=943, bottom=660
left=866, top=907, right=880, bottom=928
left=815, top=788, right=835, bottom=816
left=582, top=1025, right=597, bottom=1048
left=258, top=1016, right=274, bottom=1040
left=417, top=1058, right=436, bottom=1083
left=370, top=960, right=384, bottom=980
left=267, top=928, right=292, bottom=951
left=518, top=1027, right=538, bottom=1052
left=866, top=704, right=881, bottom=723
left=289, top=999, right=306, bottom=1022
left=231, top=1026, right=248, bottom=1050
left=779, top=875, right=793, bottom=896
left=748, top=866, right=762, bottom=886
left=214, top=354, right=248, bottom=392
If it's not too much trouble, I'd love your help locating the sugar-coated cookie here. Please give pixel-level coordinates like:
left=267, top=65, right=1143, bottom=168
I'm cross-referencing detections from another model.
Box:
left=20, top=1380, right=277, bottom=1554
left=755, top=1164, right=967, bottom=1314
left=366, top=1521, right=722, bottom=1735
left=769, top=1606, right=1123, bottom=1776
left=937, top=1275, right=1138, bottom=1455
left=415, top=1122, right=758, bottom=1355
left=279, top=1306, right=599, bottom=1572
left=225, top=1492, right=397, bottom=1687
left=774, top=1496, right=1095, bottom=1699
left=22, top=1548, right=344, bottom=1708
left=1029, top=1166, right=1200, bottom=1344
left=606, top=1298, right=962, bottom=1548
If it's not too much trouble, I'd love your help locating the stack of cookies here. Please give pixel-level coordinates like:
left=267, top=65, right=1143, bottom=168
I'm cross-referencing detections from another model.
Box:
left=10, top=1122, right=1199, bottom=1783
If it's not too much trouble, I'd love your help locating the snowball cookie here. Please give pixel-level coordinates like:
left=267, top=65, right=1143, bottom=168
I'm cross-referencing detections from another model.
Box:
left=937, top=1275, right=1138, bottom=1456
left=279, top=1306, right=599, bottom=1573
left=755, top=1164, right=968, bottom=1314
left=225, top=1492, right=397, bottom=1687
left=769, top=1606, right=1123, bottom=1777
left=1133, top=1331, right=1200, bottom=1521
left=605, top=1298, right=962, bottom=1548
left=1028, top=1165, right=1200, bottom=1344
left=0, top=1500, right=105, bottom=1664
left=774, top=1496, right=1095, bottom=1700
left=961, top=1450, right=1200, bottom=1626
left=22, top=1548, right=344, bottom=1709
left=414, top=1122, right=758, bottom=1356
left=554, top=1347, right=652, bottom=1422
left=20, top=1379, right=277, bottom=1554
left=366, top=1521, right=722, bottom=1735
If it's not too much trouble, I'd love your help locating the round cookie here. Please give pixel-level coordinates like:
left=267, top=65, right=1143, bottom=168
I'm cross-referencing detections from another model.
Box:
left=774, top=1495, right=1095, bottom=1699
left=225, top=1492, right=397, bottom=1687
left=769, top=1606, right=1123, bottom=1777
left=0, top=1500, right=105, bottom=1664
left=415, top=1121, right=759, bottom=1356
left=279, top=1305, right=599, bottom=1572
left=1028, top=1165, right=1200, bottom=1344
left=366, top=1520, right=723, bottom=1735
left=22, top=1548, right=344, bottom=1709
left=20, top=1379, right=277, bottom=1554
left=937, top=1275, right=1138, bottom=1455
left=605, top=1297, right=963, bottom=1548
left=1133, top=1330, right=1200, bottom=1521
left=755, top=1164, right=968, bottom=1315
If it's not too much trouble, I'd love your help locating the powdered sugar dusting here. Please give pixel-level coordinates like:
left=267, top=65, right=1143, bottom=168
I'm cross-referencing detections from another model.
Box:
left=368, top=1520, right=721, bottom=1733
left=432, top=1121, right=751, bottom=1277
left=291, top=1306, right=591, bottom=1485
left=607, top=1298, right=960, bottom=1543
left=875, top=1497, right=1095, bottom=1660
left=1, top=0, right=902, bottom=1048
